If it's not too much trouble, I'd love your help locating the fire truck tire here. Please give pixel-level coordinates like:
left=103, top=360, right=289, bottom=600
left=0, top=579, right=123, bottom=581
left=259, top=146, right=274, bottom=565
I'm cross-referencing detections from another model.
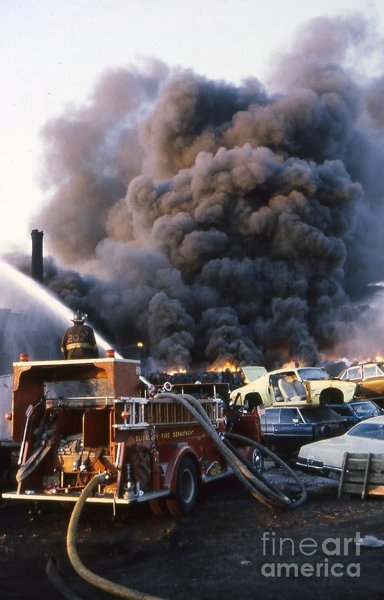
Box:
left=249, top=447, right=264, bottom=474
left=223, top=439, right=264, bottom=475
left=166, top=455, right=199, bottom=516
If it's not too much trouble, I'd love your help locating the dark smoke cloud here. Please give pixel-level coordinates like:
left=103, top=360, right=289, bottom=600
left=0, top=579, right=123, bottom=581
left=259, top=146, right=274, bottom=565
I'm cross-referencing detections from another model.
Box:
left=20, top=13, right=384, bottom=369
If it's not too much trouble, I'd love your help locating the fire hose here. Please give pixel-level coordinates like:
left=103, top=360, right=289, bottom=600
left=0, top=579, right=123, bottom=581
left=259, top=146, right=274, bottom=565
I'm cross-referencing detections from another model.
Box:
left=66, top=473, right=166, bottom=600
left=163, top=392, right=307, bottom=510
left=63, top=392, right=306, bottom=599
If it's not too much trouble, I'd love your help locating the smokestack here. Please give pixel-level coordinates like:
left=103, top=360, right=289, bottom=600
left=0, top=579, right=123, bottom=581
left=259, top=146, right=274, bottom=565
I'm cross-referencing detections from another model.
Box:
left=31, top=229, right=44, bottom=284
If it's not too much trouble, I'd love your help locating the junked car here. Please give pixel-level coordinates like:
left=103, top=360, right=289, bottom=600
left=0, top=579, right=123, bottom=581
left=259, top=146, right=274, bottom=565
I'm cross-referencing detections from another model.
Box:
left=230, top=366, right=357, bottom=409
left=327, top=400, right=383, bottom=425
left=296, top=415, right=384, bottom=476
left=339, top=362, right=384, bottom=404
left=260, top=405, right=348, bottom=458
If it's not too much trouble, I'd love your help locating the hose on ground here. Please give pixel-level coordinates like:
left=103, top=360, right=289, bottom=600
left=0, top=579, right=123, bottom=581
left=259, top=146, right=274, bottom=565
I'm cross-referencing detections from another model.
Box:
left=157, top=392, right=307, bottom=510
left=223, top=431, right=307, bottom=509
left=66, top=474, right=166, bottom=600
left=45, top=556, right=83, bottom=600
left=65, top=391, right=306, bottom=599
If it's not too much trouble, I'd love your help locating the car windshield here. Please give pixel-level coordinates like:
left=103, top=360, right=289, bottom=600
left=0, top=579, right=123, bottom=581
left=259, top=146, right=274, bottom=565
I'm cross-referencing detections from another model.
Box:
left=347, top=421, right=384, bottom=440
left=340, top=366, right=362, bottom=381
left=299, top=407, right=342, bottom=423
left=352, top=402, right=381, bottom=418
left=298, top=368, right=328, bottom=381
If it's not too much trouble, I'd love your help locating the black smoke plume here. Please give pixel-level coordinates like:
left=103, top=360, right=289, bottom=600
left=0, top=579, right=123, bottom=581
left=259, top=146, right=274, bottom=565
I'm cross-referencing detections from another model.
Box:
left=15, top=15, right=384, bottom=369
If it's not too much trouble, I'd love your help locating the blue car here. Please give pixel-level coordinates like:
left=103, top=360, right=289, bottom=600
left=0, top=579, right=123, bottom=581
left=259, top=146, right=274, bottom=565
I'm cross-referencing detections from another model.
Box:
left=326, top=400, right=383, bottom=424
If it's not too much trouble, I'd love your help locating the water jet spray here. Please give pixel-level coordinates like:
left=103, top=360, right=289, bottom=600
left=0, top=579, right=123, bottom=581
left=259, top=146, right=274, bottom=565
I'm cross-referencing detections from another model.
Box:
left=0, top=261, right=121, bottom=373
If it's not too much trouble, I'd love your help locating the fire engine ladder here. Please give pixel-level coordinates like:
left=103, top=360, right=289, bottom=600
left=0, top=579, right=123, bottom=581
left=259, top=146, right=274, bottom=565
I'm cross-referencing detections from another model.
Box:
left=338, top=452, right=384, bottom=499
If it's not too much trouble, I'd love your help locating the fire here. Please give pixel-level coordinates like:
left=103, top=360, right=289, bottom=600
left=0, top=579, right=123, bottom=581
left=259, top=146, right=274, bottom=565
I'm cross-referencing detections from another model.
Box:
left=207, top=360, right=239, bottom=373
left=165, top=361, right=240, bottom=375
left=281, top=359, right=301, bottom=369
left=167, top=366, right=187, bottom=375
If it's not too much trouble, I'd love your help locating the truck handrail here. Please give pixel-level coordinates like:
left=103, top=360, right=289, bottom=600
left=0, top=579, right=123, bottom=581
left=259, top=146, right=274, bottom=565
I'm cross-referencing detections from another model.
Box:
left=113, top=394, right=222, bottom=428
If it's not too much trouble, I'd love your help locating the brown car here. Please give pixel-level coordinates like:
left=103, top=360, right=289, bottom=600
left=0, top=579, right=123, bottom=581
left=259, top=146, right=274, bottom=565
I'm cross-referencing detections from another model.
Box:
left=339, top=362, right=384, bottom=405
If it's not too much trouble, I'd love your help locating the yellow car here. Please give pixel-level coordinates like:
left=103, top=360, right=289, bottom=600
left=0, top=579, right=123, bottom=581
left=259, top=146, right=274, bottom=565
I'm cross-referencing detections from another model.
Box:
left=230, top=366, right=356, bottom=409
left=339, top=362, right=384, bottom=404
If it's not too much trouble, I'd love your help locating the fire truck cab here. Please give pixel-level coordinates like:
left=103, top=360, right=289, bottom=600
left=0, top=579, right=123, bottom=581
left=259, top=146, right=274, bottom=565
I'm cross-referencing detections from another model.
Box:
left=2, top=355, right=262, bottom=515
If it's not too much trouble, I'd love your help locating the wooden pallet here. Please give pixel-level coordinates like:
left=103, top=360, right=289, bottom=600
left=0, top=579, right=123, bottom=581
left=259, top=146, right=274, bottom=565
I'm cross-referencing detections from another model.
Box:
left=338, top=453, right=384, bottom=499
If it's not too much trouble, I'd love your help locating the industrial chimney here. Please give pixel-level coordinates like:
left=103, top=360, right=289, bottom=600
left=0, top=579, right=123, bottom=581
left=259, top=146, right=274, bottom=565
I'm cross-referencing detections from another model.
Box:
left=31, top=229, right=44, bottom=284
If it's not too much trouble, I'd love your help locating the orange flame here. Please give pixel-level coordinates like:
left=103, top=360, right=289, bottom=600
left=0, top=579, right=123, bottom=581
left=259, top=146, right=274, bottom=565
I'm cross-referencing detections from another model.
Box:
left=166, top=366, right=187, bottom=375
left=281, top=359, right=301, bottom=369
left=207, top=360, right=239, bottom=373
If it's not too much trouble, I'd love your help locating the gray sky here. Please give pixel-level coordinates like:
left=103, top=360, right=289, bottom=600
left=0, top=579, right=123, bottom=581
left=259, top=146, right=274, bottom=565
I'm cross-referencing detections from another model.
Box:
left=0, top=0, right=382, bottom=255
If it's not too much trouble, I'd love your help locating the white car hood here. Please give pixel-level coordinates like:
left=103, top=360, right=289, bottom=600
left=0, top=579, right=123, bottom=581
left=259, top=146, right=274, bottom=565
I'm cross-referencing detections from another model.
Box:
left=298, top=435, right=384, bottom=470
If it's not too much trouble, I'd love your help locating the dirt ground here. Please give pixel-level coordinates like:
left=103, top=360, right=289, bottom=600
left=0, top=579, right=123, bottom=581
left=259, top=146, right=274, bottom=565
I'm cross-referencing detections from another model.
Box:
left=1, top=465, right=384, bottom=600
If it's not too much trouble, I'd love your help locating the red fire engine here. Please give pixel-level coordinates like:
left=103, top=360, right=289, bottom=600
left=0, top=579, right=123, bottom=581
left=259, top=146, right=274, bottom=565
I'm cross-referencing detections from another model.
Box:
left=2, top=352, right=274, bottom=514
left=0, top=351, right=308, bottom=600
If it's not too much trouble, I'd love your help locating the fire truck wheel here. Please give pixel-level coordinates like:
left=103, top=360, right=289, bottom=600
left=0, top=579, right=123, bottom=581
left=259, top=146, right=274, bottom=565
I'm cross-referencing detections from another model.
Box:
left=250, top=447, right=264, bottom=474
left=166, top=455, right=199, bottom=516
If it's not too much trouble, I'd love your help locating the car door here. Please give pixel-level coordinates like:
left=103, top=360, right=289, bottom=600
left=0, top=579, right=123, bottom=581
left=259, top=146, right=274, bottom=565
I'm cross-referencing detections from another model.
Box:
left=259, top=408, right=280, bottom=444
left=359, top=364, right=384, bottom=397
left=276, top=408, right=314, bottom=443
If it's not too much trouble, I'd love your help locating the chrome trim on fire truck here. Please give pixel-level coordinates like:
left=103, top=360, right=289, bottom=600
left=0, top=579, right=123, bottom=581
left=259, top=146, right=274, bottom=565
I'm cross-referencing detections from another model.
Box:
left=2, top=489, right=171, bottom=504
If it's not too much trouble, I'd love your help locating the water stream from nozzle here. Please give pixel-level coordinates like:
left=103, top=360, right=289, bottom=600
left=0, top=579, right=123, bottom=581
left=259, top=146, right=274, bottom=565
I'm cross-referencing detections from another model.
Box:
left=0, top=260, right=121, bottom=373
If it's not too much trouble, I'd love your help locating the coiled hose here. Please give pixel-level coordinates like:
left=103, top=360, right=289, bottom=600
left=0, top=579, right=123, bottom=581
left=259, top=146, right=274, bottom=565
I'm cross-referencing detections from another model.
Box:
left=66, top=392, right=306, bottom=599
left=160, top=393, right=307, bottom=510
